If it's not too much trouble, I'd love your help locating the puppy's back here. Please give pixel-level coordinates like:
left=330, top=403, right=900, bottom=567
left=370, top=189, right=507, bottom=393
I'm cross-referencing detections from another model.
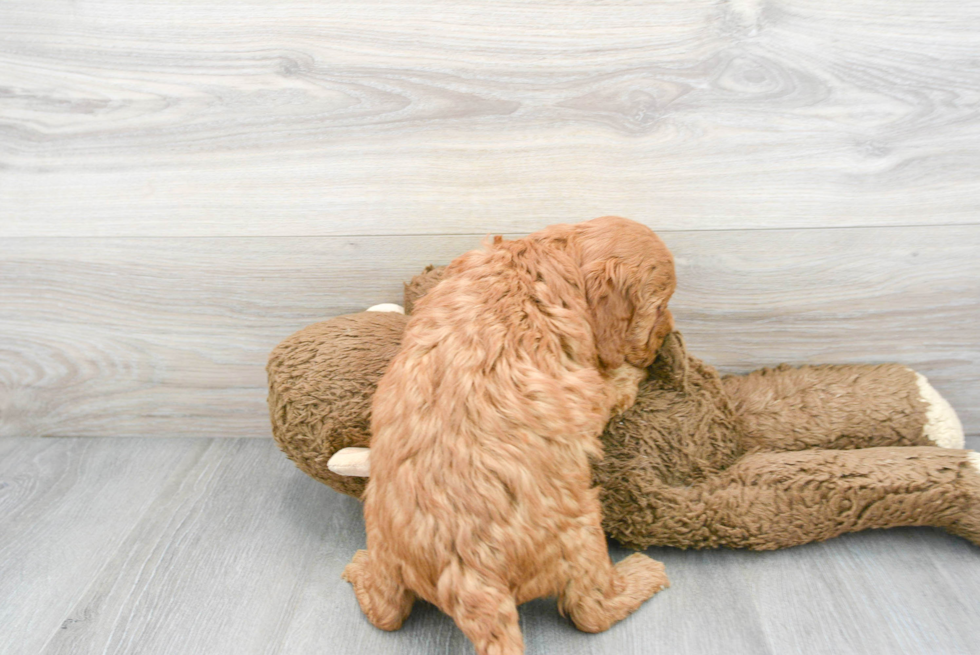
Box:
left=366, top=238, right=608, bottom=601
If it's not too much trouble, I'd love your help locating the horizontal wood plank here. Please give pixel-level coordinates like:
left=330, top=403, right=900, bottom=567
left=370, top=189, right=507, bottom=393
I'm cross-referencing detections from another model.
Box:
left=2, top=0, right=979, bottom=235
left=1, top=225, right=977, bottom=439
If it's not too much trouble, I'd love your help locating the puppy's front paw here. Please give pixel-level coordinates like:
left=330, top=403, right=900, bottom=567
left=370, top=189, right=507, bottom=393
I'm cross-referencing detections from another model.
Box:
left=607, top=364, right=648, bottom=415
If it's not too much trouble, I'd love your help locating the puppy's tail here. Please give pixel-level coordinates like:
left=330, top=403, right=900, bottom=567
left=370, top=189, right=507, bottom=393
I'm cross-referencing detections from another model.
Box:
left=437, top=562, right=524, bottom=655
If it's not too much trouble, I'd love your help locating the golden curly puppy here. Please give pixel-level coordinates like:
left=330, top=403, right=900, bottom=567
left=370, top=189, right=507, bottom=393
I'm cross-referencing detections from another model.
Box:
left=344, top=216, right=676, bottom=655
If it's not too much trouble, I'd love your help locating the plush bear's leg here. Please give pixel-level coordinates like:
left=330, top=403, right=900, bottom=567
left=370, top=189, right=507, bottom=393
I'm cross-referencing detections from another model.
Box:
left=612, top=447, right=980, bottom=551
left=342, top=549, right=415, bottom=631
left=722, top=363, right=964, bottom=452
left=558, top=517, right=669, bottom=633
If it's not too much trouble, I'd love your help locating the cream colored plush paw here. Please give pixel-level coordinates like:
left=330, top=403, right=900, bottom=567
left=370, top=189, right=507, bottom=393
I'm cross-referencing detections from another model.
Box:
left=328, top=447, right=371, bottom=477
left=968, top=452, right=980, bottom=472
left=914, top=373, right=965, bottom=449
left=366, top=303, right=405, bottom=314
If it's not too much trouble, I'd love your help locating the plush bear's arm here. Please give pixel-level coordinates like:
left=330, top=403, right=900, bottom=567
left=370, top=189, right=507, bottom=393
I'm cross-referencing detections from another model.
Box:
left=723, top=364, right=964, bottom=452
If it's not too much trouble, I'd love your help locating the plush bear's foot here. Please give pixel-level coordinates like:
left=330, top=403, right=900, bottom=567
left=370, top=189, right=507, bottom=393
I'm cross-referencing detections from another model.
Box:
left=914, top=373, right=965, bottom=449
left=944, top=452, right=980, bottom=547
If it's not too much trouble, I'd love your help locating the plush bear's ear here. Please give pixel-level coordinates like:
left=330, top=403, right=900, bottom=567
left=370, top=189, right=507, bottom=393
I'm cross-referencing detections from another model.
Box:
left=403, top=265, right=448, bottom=314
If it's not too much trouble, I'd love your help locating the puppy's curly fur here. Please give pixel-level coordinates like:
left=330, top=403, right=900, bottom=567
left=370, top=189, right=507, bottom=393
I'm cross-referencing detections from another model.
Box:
left=344, top=216, right=676, bottom=655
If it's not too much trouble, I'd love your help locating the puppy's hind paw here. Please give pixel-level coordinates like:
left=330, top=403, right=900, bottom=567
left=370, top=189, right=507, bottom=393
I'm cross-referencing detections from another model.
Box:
left=343, top=550, right=415, bottom=631
left=615, top=553, right=670, bottom=601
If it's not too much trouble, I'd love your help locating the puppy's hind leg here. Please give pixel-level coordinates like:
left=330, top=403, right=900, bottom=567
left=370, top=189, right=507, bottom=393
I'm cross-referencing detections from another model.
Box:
left=558, top=519, right=669, bottom=633
left=439, top=566, right=524, bottom=655
left=342, top=549, right=415, bottom=631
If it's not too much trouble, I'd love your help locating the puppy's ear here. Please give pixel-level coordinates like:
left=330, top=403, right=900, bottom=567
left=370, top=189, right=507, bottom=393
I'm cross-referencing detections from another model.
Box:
left=584, top=259, right=633, bottom=370
left=625, top=300, right=672, bottom=367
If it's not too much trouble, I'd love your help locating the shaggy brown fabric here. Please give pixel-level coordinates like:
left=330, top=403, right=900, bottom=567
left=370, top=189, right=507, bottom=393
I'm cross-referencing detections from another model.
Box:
left=267, top=267, right=980, bottom=552
left=267, top=312, right=407, bottom=498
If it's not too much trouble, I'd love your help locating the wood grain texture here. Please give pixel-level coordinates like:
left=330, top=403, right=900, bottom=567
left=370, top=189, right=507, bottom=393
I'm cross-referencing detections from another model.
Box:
left=1, top=436, right=978, bottom=655
left=0, top=226, right=980, bottom=436
left=39, top=439, right=358, bottom=655
left=0, top=437, right=212, bottom=654
left=1, top=1, right=979, bottom=236
left=1, top=1, right=978, bottom=440
left=2, top=225, right=977, bottom=439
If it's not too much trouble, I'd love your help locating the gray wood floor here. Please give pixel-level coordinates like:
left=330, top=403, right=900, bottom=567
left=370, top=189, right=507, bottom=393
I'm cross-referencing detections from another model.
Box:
left=3, top=436, right=978, bottom=655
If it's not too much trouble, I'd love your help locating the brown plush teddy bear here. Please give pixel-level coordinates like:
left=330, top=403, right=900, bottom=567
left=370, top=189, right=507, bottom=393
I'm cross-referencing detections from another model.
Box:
left=267, top=266, right=980, bottom=551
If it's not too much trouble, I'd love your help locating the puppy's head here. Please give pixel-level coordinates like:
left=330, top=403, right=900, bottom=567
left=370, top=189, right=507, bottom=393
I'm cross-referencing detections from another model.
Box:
left=571, top=216, right=676, bottom=370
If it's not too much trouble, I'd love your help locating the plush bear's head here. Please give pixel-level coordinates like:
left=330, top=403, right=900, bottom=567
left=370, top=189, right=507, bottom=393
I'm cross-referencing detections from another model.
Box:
left=267, top=266, right=449, bottom=497
left=267, top=311, right=408, bottom=498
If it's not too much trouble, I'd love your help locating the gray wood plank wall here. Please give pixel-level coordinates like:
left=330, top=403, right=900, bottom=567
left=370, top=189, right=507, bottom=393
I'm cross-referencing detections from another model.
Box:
left=2, top=1, right=978, bottom=439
